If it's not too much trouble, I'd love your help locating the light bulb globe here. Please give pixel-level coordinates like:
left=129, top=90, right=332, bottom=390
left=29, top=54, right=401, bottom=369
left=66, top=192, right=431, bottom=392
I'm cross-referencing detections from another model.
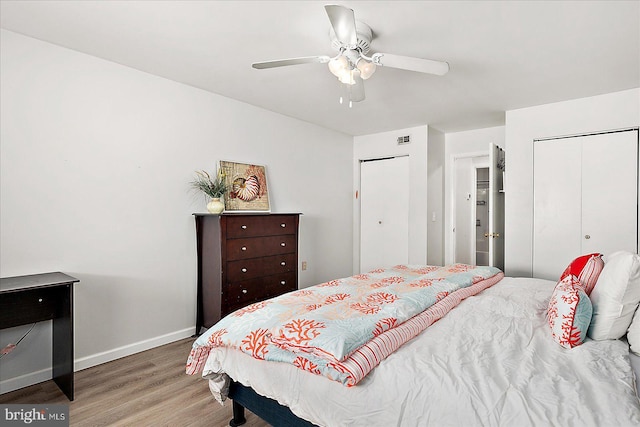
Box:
left=357, top=60, right=376, bottom=80
left=328, top=56, right=349, bottom=77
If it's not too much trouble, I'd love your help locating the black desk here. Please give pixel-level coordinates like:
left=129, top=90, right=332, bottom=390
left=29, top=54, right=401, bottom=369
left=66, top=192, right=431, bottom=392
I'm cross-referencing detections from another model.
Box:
left=0, top=272, right=79, bottom=400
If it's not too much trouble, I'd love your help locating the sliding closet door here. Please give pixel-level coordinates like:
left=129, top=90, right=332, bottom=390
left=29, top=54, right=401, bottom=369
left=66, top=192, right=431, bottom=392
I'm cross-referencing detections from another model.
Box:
left=534, top=130, right=639, bottom=280
left=360, top=156, right=409, bottom=273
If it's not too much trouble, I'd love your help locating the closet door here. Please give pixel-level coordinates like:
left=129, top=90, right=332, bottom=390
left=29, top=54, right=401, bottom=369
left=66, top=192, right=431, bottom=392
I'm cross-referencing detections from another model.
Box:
left=360, top=156, right=410, bottom=273
left=581, top=131, right=638, bottom=255
left=533, top=139, right=583, bottom=279
left=534, top=130, right=638, bottom=280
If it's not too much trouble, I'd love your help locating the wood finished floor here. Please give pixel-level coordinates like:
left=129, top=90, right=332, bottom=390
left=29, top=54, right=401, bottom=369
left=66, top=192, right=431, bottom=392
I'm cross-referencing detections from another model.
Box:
left=0, top=338, right=270, bottom=427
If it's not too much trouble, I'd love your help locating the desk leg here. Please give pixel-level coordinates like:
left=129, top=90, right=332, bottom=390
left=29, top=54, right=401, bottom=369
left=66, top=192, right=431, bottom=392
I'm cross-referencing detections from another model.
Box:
left=52, top=284, right=74, bottom=401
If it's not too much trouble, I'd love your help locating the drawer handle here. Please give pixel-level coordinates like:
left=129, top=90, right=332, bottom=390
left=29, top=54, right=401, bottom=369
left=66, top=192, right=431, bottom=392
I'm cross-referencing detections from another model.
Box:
left=280, top=281, right=286, bottom=285
left=241, top=268, right=247, bottom=273
left=242, top=289, right=248, bottom=294
left=280, top=261, right=286, bottom=266
left=280, top=242, right=286, bottom=247
left=241, top=246, right=247, bottom=251
left=241, top=225, right=247, bottom=229
left=280, top=223, right=286, bottom=228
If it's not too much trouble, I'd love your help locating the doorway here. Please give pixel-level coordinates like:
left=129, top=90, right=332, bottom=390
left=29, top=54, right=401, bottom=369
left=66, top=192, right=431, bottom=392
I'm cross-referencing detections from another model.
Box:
left=452, top=155, right=488, bottom=265
left=451, top=144, right=504, bottom=269
left=475, top=168, right=490, bottom=265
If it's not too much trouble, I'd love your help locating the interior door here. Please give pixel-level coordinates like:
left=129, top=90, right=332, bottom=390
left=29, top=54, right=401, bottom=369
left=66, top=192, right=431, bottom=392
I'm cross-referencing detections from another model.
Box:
left=360, top=156, right=409, bottom=273
left=488, top=143, right=505, bottom=270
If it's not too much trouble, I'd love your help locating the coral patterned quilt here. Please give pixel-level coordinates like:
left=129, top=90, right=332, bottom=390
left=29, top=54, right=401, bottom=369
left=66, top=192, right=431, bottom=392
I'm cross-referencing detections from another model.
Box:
left=187, top=264, right=504, bottom=386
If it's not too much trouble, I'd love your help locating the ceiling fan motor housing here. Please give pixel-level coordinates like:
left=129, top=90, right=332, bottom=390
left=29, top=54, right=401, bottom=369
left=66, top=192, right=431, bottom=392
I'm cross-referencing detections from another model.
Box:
left=330, top=21, right=373, bottom=53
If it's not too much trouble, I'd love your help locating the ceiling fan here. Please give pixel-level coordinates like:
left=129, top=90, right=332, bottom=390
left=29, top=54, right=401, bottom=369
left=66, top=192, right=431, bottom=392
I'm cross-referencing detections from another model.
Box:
left=252, top=4, right=449, bottom=106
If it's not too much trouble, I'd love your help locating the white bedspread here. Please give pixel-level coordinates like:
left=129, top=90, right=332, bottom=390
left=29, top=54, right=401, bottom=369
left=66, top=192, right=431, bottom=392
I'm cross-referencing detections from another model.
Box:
left=202, top=277, right=640, bottom=426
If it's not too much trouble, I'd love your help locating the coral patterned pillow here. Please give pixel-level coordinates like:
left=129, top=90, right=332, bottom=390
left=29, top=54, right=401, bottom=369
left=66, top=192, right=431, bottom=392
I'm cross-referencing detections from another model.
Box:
left=560, top=253, right=604, bottom=295
left=547, top=275, right=593, bottom=349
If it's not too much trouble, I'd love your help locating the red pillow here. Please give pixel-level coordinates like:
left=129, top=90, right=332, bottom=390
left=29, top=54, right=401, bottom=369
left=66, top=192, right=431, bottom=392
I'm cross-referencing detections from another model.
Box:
left=560, top=253, right=604, bottom=295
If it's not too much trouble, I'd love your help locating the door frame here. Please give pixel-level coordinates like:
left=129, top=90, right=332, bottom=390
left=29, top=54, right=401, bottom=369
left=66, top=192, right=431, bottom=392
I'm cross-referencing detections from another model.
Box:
left=449, top=151, right=489, bottom=265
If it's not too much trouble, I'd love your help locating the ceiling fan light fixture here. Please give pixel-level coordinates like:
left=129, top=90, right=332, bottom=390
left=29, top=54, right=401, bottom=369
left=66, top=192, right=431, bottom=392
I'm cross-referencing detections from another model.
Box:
left=328, top=55, right=349, bottom=77
left=338, top=69, right=357, bottom=85
left=356, top=58, right=376, bottom=80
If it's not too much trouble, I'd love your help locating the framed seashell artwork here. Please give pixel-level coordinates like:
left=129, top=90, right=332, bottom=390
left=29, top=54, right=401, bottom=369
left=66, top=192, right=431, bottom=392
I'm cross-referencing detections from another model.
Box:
left=219, top=161, right=270, bottom=212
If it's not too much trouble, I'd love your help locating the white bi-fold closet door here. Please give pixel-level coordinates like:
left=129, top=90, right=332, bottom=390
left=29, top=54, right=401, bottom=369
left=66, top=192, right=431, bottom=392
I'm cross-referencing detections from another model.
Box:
left=533, top=129, right=639, bottom=280
left=360, top=156, right=410, bottom=273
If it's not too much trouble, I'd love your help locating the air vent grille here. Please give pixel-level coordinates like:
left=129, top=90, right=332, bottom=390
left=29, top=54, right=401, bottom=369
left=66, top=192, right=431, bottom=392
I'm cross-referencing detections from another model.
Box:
left=397, top=135, right=411, bottom=145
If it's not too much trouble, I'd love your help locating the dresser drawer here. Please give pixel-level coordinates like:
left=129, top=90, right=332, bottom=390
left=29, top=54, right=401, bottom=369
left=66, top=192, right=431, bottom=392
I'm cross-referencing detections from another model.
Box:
left=0, top=286, right=65, bottom=328
left=263, top=274, right=297, bottom=298
left=225, top=215, right=297, bottom=238
left=226, top=253, right=296, bottom=282
left=226, top=235, right=296, bottom=261
left=224, top=272, right=297, bottom=309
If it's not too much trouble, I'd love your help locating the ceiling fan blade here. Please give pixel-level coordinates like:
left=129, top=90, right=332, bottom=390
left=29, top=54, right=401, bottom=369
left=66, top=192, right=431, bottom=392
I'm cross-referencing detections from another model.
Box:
left=252, top=56, right=330, bottom=69
left=373, top=52, right=449, bottom=76
left=325, top=5, right=357, bottom=47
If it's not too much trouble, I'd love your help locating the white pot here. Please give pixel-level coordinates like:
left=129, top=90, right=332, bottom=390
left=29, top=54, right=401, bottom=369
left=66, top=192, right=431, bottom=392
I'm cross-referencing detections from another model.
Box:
left=206, top=198, right=224, bottom=214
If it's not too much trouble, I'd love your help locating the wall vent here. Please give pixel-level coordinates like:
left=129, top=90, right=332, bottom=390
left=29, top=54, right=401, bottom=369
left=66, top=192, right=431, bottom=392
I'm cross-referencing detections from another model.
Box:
left=397, top=135, right=411, bottom=145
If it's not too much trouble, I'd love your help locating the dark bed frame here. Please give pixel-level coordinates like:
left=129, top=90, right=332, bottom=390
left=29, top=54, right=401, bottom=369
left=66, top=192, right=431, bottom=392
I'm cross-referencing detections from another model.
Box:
left=228, top=380, right=318, bottom=427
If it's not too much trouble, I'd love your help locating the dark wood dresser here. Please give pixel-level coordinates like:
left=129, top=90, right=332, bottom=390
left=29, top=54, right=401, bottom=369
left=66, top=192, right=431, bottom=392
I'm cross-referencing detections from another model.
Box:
left=193, top=213, right=300, bottom=334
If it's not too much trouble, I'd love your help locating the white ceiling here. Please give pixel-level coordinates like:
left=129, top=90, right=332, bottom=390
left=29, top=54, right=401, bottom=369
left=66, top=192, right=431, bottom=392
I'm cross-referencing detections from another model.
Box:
left=1, top=1, right=638, bottom=136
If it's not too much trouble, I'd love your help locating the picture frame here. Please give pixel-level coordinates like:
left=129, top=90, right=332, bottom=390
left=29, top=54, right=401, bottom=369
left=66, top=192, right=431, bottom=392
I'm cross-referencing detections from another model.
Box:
left=219, top=161, right=270, bottom=212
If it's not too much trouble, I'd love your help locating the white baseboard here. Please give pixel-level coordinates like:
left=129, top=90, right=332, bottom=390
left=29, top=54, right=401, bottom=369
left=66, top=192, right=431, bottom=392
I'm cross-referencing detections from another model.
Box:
left=0, top=368, right=52, bottom=395
left=74, top=327, right=194, bottom=371
left=0, top=327, right=195, bottom=395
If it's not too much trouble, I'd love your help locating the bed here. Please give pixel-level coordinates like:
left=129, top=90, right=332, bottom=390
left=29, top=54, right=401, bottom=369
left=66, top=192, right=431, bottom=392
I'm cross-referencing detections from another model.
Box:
left=187, top=260, right=640, bottom=426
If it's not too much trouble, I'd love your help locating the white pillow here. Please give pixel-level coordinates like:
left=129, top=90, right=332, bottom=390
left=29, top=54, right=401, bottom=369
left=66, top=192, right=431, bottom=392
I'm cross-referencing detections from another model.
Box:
left=629, top=307, right=640, bottom=355
left=588, top=251, right=640, bottom=340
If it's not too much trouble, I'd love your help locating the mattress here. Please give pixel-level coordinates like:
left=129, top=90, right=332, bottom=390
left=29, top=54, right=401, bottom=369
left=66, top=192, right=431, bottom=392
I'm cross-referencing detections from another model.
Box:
left=202, top=277, right=640, bottom=426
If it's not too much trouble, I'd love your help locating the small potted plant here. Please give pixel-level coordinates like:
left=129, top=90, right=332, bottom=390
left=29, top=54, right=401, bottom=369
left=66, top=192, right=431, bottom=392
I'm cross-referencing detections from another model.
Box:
left=190, top=170, right=227, bottom=214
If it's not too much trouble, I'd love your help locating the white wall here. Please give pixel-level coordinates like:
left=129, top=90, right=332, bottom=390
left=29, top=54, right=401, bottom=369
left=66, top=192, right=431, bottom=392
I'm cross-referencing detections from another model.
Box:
left=352, top=126, right=430, bottom=272
left=444, top=126, right=505, bottom=264
left=0, top=30, right=354, bottom=393
left=505, top=88, right=640, bottom=276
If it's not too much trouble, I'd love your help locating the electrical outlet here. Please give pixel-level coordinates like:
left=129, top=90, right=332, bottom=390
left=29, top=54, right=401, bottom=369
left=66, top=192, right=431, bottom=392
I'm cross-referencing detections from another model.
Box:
left=302, top=261, right=307, bottom=271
